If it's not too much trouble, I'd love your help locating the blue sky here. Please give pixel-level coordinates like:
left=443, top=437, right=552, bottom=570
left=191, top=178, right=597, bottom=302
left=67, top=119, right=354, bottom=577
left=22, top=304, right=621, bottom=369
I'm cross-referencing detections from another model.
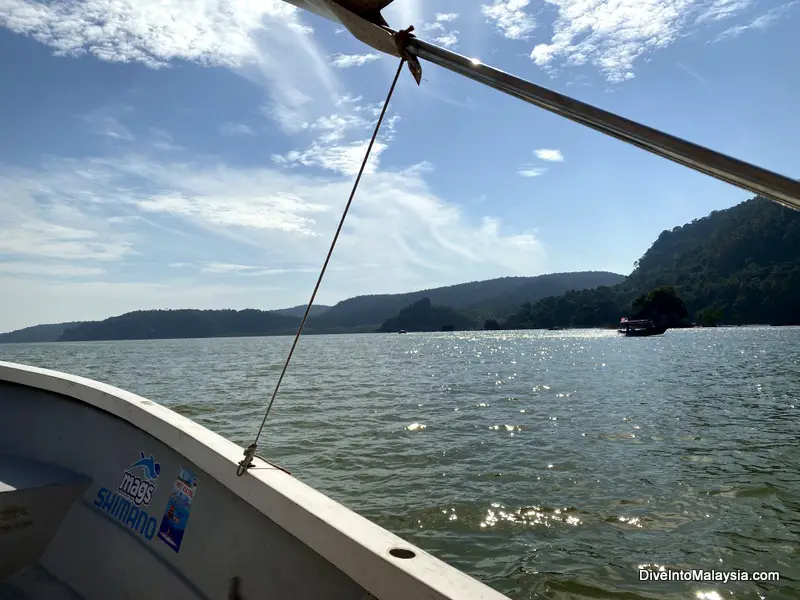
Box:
left=0, top=0, right=798, bottom=331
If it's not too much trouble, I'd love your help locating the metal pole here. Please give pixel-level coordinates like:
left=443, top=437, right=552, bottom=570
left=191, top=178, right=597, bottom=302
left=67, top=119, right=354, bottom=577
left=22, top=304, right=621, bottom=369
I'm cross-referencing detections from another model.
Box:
left=407, top=38, right=800, bottom=212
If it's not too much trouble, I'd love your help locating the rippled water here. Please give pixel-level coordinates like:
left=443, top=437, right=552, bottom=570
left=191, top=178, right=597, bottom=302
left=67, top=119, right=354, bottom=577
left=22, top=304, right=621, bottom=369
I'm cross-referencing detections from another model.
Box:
left=2, top=328, right=799, bottom=599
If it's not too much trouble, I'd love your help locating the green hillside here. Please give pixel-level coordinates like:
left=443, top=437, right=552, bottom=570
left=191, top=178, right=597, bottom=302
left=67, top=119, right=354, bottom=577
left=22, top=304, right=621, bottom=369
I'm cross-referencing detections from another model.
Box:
left=377, top=298, right=478, bottom=332
left=308, top=271, right=624, bottom=330
left=6, top=194, right=796, bottom=341
left=58, top=309, right=301, bottom=341
left=270, top=304, right=332, bottom=319
left=0, top=271, right=623, bottom=342
left=504, top=196, right=800, bottom=328
left=0, top=322, right=86, bottom=344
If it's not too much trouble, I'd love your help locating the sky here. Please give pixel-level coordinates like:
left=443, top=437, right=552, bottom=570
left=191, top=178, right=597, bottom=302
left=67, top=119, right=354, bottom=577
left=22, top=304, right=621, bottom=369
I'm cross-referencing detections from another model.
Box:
left=0, top=0, right=798, bottom=332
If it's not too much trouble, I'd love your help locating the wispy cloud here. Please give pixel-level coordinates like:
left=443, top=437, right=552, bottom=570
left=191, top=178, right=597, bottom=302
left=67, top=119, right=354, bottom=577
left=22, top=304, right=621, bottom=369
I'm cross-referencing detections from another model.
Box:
left=0, top=166, right=136, bottom=263
left=273, top=140, right=389, bottom=176
left=0, top=0, right=296, bottom=68
left=0, top=223, right=133, bottom=261
left=423, top=12, right=459, bottom=31
left=519, top=148, right=564, bottom=176
left=696, top=0, right=753, bottom=22
left=518, top=167, right=548, bottom=177
left=0, top=153, right=547, bottom=330
left=534, top=149, right=564, bottom=162
left=482, top=0, right=536, bottom=40
left=271, top=96, right=401, bottom=176
left=328, top=53, right=381, bottom=68
left=0, top=262, right=105, bottom=277
left=178, top=262, right=321, bottom=276
left=81, top=107, right=134, bottom=141
left=530, top=0, right=695, bottom=83
left=219, top=123, right=255, bottom=137
left=713, top=1, right=797, bottom=41
left=433, top=32, right=459, bottom=48
left=422, top=12, right=460, bottom=47
left=677, top=62, right=711, bottom=89
left=527, top=0, right=778, bottom=83
left=135, top=192, right=326, bottom=236
left=150, top=128, right=182, bottom=151
left=201, top=263, right=270, bottom=274
left=0, top=0, right=340, bottom=138
left=434, top=12, right=459, bottom=23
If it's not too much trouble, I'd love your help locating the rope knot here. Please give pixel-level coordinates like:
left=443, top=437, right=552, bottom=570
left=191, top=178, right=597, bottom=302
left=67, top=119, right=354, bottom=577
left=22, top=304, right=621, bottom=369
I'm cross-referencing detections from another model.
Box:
left=237, top=442, right=257, bottom=477
left=394, top=25, right=422, bottom=85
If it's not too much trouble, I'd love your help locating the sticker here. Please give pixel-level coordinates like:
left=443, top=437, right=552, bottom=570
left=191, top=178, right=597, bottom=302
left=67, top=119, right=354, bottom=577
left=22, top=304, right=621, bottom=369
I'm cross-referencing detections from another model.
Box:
left=157, top=467, right=199, bottom=553
left=92, top=451, right=161, bottom=541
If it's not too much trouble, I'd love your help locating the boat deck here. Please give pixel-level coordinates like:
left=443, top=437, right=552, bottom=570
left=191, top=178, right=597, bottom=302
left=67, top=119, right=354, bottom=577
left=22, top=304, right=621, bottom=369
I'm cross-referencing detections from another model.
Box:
left=0, top=565, right=85, bottom=600
left=0, top=362, right=509, bottom=600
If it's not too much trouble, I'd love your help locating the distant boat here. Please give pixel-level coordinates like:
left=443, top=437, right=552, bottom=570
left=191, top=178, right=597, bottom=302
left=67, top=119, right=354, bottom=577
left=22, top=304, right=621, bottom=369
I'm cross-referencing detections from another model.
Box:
left=618, top=318, right=667, bottom=337
left=398, top=329, right=407, bottom=334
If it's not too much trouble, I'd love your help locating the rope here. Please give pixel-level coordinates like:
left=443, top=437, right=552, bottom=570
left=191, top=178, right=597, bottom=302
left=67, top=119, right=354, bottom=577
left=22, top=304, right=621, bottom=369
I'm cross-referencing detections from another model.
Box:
left=237, top=54, right=409, bottom=476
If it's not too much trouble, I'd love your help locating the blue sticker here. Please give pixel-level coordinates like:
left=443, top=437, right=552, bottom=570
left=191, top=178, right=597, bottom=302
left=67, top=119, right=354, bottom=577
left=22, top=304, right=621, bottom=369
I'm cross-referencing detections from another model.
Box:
left=157, top=467, right=199, bottom=553
left=93, top=451, right=161, bottom=540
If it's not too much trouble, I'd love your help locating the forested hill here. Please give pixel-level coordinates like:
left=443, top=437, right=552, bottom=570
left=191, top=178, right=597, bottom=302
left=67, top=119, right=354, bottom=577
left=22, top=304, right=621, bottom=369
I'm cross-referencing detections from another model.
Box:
left=0, top=322, right=85, bottom=343
left=506, top=196, right=800, bottom=328
left=270, top=304, right=331, bottom=319
left=306, top=271, right=624, bottom=330
left=0, top=308, right=329, bottom=343
left=0, top=271, right=624, bottom=342
left=8, top=195, right=798, bottom=339
left=378, top=298, right=477, bottom=333
left=58, top=310, right=301, bottom=341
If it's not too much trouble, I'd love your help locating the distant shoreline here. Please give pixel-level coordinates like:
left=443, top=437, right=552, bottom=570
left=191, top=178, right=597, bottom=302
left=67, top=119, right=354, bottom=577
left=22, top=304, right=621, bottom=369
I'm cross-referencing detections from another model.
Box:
left=2, top=323, right=789, bottom=345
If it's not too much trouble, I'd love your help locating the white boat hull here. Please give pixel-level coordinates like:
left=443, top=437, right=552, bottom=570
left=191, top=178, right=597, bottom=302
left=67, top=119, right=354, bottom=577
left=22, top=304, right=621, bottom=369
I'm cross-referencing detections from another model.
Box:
left=0, top=361, right=508, bottom=600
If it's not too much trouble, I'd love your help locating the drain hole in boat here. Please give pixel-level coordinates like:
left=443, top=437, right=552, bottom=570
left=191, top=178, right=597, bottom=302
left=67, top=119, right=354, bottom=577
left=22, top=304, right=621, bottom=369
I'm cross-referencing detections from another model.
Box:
left=389, top=548, right=416, bottom=559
